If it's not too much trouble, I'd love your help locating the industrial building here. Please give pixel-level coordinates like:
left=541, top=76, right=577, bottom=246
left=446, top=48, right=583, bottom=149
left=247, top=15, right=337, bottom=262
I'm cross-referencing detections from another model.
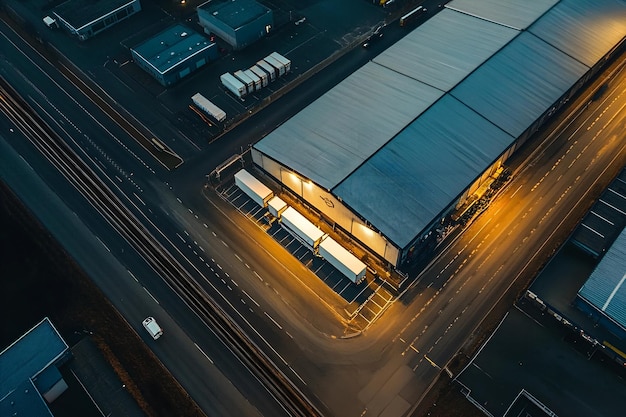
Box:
left=576, top=227, right=626, bottom=340
left=252, top=0, right=626, bottom=269
left=52, top=0, right=141, bottom=41
left=131, top=25, right=218, bottom=87
left=574, top=166, right=626, bottom=339
left=197, top=0, right=273, bottom=50
left=0, top=318, right=72, bottom=417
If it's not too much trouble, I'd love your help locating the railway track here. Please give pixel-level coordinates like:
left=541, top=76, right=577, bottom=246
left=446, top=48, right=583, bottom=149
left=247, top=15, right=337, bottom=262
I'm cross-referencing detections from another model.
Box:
left=0, top=76, right=321, bottom=417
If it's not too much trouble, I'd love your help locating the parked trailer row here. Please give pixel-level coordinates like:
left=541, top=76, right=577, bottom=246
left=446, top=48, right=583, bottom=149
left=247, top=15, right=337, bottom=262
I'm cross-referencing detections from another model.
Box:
left=191, top=93, right=226, bottom=122
left=318, top=236, right=366, bottom=284
left=234, top=169, right=273, bottom=207
left=222, top=52, right=291, bottom=98
left=233, top=170, right=366, bottom=284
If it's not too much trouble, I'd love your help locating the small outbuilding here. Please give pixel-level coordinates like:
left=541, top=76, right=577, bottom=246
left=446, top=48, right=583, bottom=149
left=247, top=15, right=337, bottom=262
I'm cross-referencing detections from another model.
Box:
left=53, top=0, right=141, bottom=41
left=131, top=24, right=218, bottom=87
left=197, top=0, right=273, bottom=50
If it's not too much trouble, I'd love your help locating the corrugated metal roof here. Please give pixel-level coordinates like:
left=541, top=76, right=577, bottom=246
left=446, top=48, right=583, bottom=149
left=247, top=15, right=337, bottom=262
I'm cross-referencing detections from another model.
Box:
left=372, top=9, right=518, bottom=92
left=254, top=62, right=443, bottom=190
left=529, top=0, right=626, bottom=68
left=578, top=227, right=626, bottom=330
left=446, top=0, right=558, bottom=30
left=335, top=95, right=513, bottom=247
left=253, top=0, right=626, bottom=256
left=451, top=31, right=589, bottom=138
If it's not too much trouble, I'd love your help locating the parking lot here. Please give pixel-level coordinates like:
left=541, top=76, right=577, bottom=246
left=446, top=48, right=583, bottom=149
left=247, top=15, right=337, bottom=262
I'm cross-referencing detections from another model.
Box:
left=221, top=182, right=395, bottom=327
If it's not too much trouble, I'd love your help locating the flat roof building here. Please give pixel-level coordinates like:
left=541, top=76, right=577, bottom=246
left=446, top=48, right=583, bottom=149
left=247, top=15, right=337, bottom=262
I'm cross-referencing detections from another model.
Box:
left=197, top=0, right=273, bottom=50
left=131, top=24, right=218, bottom=87
left=0, top=317, right=72, bottom=416
left=53, top=0, right=141, bottom=41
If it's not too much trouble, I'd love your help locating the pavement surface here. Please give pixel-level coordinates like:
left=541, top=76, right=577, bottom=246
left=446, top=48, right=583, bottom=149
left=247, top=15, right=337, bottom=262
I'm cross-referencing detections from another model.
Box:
left=67, top=337, right=145, bottom=417
left=456, top=305, right=626, bottom=417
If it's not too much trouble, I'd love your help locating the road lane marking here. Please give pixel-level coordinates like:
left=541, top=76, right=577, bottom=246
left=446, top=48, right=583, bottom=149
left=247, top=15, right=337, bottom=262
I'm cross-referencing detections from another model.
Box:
left=242, top=290, right=260, bottom=307
left=195, top=343, right=214, bottom=364
left=143, top=287, right=159, bottom=304
left=264, top=312, right=282, bottom=329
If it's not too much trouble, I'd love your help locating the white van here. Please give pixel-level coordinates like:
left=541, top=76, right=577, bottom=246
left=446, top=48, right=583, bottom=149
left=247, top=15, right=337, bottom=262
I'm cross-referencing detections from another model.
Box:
left=142, top=317, right=163, bottom=340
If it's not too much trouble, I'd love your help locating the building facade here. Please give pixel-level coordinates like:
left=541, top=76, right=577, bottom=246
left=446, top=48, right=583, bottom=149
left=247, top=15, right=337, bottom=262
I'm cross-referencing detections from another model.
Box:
left=131, top=25, right=218, bottom=87
left=53, top=0, right=141, bottom=41
left=197, top=0, right=273, bottom=50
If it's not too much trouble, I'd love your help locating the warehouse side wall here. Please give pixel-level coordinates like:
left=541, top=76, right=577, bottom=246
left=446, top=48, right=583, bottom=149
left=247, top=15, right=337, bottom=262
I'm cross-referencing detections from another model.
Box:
left=252, top=149, right=400, bottom=266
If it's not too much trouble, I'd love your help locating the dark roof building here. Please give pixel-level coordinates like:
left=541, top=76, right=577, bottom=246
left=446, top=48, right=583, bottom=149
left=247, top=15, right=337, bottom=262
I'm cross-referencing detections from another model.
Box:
left=53, top=0, right=141, bottom=41
left=0, top=317, right=72, bottom=416
left=131, top=24, right=218, bottom=87
left=197, top=0, right=273, bottom=50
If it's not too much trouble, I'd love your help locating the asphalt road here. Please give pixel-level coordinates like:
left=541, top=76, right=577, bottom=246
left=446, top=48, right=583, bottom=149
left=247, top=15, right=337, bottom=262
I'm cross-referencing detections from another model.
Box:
left=0, top=20, right=292, bottom=417
left=2, top=4, right=626, bottom=417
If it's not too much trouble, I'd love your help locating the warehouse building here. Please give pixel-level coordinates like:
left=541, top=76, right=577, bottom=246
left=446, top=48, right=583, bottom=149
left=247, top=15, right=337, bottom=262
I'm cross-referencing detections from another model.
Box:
left=0, top=318, right=72, bottom=416
left=197, top=0, right=273, bottom=50
left=576, top=227, right=626, bottom=340
left=53, top=0, right=141, bottom=41
left=574, top=167, right=626, bottom=340
left=252, top=0, right=626, bottom=269
left=131, top=24, right=218, bottom=87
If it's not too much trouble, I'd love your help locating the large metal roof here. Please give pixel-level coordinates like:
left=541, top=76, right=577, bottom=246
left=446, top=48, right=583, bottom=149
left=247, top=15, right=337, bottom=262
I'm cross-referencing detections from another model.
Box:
left=528, top=0, right=626, bottom=68
left=254, top=62, right=443, bottom=190
left=451, top=31, right=589, bottom=139
left=254, top=0, right=626, bottom=251
left=372, top=9, right=518, bottom=92
left=446, top=0, right=558, bottom=30
left=578, top=227, right=626, bottom=331
left=335, top=95, right=513, bottom=247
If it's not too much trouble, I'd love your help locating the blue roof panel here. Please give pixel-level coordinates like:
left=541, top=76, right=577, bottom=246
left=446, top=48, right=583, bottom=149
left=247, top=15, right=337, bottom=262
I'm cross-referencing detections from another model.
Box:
left=578, top=227, right=626, bottom=329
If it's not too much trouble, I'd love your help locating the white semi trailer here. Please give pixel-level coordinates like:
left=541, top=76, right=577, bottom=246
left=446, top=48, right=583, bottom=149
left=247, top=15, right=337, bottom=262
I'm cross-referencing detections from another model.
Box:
left=318, top=236, right=366, bottom=284
left=269, top=52, right=291, bottom=73
left=263, top=55, right=285, bottom=77
left=257, top=60, right=276, bottom=81
left=234, top=70, right=255, bottom=94
left=244, top=69, right=262, bottom=91
left=234, top=169, right=273, bottom=207
left=280, top=207, right=326, bottom=248
left=220, top=73, right=247, bottom=98
left=191, top=93, right=226, bottom=122
left=267, top=195, right=288, bottom=218
left=250, top=65, right=269, bottom=87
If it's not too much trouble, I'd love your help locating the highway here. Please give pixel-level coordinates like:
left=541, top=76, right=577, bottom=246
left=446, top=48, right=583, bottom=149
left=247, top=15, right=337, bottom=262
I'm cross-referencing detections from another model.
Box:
left=0, top=19, right=320, bottom=417
left=2, top=6, right=626, bottom=417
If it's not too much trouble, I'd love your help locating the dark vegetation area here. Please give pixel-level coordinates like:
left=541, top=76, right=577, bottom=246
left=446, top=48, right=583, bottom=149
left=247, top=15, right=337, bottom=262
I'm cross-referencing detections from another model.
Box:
left=0, top=181, right=205, bottom=417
